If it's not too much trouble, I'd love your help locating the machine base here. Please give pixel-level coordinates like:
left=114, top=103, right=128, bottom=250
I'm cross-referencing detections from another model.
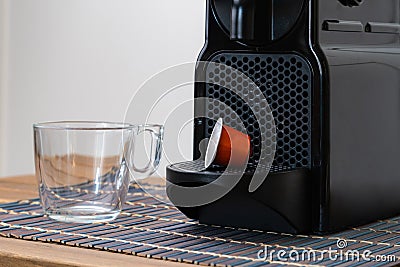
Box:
left=166, top=161, right=312, bottom=234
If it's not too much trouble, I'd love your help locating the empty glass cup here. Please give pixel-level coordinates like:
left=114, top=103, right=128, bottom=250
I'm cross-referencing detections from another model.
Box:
left=34, top=121, right=164, bottom=223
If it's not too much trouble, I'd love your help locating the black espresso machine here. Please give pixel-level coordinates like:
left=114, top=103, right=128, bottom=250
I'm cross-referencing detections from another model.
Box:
left=166, top=0, right=400, bottom=234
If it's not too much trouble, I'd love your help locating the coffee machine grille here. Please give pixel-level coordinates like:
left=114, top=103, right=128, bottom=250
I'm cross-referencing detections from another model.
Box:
left=205, top=53, right=312, bottom=169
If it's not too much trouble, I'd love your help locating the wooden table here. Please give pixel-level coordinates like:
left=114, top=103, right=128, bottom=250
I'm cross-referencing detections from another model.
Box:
left=0, top=175, right=192, bottom=267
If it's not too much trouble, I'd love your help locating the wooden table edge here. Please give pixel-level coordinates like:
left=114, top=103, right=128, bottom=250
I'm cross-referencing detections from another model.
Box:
left=0, top=237, right=194, bottom=267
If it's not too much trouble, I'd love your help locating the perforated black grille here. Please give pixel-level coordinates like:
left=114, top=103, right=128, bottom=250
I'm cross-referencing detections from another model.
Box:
left=205, top=53, right=312, bottom=169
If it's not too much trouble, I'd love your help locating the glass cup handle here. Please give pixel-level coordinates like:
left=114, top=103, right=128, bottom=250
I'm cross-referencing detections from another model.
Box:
left=131, top=128, right=163, bottom=177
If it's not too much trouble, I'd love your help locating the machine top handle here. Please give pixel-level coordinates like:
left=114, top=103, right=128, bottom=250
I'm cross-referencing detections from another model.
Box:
left=230, top=0, right=273, bottom=42
left=213, top=0, right=305, bottom=46
left=338, top=0, right=364, bottom=7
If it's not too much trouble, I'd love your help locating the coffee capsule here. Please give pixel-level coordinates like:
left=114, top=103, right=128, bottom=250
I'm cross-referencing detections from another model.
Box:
left=205, top=118, right=251, bottom=169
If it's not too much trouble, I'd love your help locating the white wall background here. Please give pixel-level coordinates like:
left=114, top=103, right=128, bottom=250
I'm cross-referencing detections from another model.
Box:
left=0, top=0, right=205, bottom=177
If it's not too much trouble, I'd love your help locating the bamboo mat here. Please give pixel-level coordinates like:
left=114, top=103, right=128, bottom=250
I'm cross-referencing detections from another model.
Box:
left=0, top=182, right=399, bottom=267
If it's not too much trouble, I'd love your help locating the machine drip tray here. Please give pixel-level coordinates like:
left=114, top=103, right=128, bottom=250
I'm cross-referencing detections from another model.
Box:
left=166, top=160, right=313, bottom=234
left=166, top=160, right=294, bottom=185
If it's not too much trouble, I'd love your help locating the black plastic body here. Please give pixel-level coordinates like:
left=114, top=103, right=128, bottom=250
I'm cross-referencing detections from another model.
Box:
left=166, top=0, right=400, bottom=234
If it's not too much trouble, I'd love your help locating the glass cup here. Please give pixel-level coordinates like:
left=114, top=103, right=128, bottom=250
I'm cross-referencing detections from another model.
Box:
left=34, top=121, right=164, bottom=223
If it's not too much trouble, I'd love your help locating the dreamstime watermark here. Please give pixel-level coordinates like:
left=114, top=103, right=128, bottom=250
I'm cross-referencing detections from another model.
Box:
left=124, top=61, right=277, bottom=206
left=256, top=239, right=397, bottom=263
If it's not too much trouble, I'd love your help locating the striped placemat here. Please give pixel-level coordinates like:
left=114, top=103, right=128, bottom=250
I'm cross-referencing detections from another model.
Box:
left=0, top=182, right=399, bottom=267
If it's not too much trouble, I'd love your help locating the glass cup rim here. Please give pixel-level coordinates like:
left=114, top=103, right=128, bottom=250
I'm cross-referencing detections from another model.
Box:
left=33, top=121, right=164, bottom=131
